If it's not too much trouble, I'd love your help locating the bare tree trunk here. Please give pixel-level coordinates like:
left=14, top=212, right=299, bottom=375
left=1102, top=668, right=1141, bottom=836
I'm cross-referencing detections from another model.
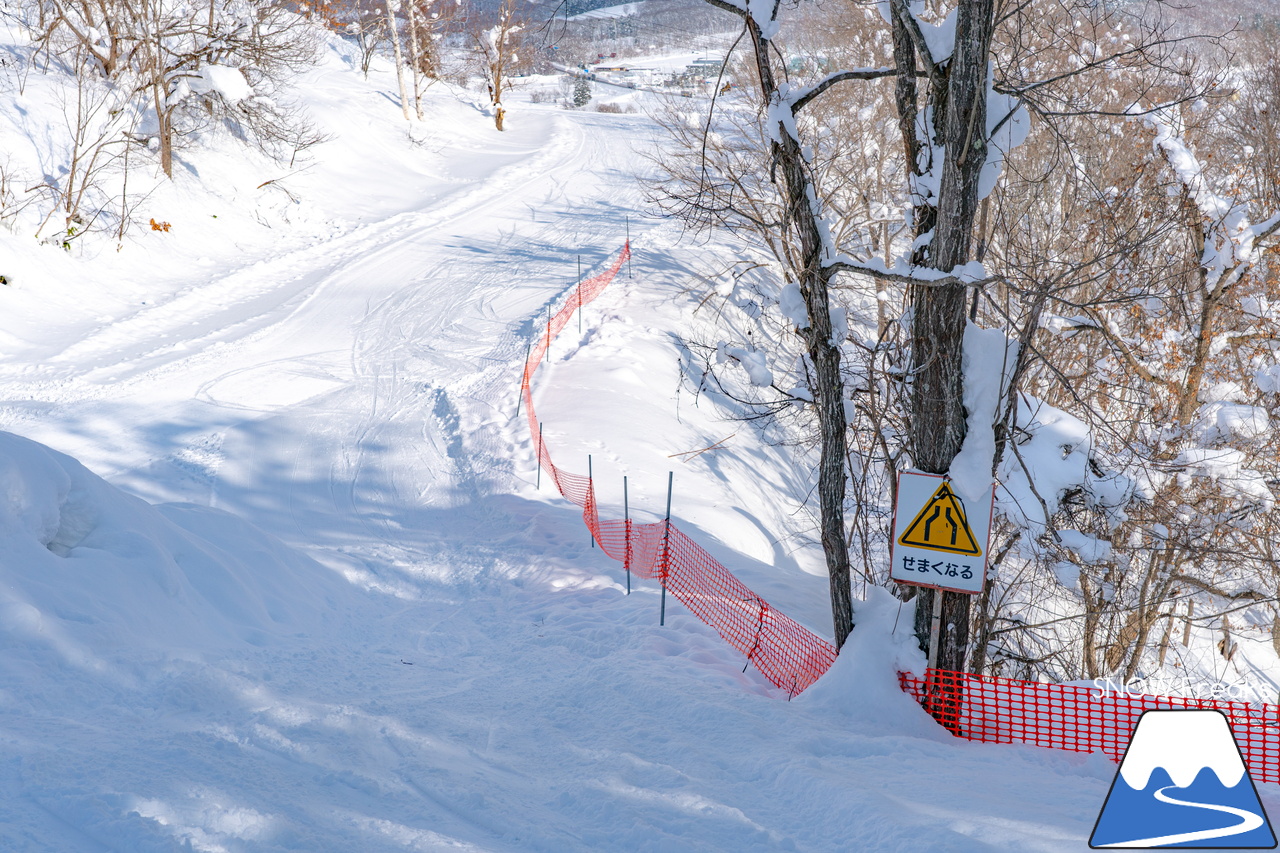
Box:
left=1118, top=550, right=1176, bottom=681
left=151, top=73, right=172, bottom=177
left=740, top=14, right=853, bottom=648
left=1157, top=613, right=1173, bottom=666
left=384, top=0, right=411, bottom=121
left=1080, top=574, right=1102, bottom=678
left=142, top=0, right=173, bottom=179
left=905, top=0, right=995, bottom=675
left=203, top=0, right=214, bottom=69
left=405, top=0, right=424, bottom=120
left=1219, top=615, right=1236, bottom=661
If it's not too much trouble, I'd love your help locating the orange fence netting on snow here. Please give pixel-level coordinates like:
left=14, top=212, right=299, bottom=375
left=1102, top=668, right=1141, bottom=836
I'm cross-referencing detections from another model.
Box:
left=520, top=243, right=839, bottom=696
left=518, top=243, right=1280, bottom=752
left=900, top=668, right=1280, bottom=783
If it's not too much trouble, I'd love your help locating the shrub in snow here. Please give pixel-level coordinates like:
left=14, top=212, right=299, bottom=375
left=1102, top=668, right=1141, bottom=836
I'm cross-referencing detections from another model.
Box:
left=7, top=0, right=324, bottom=244
left=0, top=431, right=341, bottom=658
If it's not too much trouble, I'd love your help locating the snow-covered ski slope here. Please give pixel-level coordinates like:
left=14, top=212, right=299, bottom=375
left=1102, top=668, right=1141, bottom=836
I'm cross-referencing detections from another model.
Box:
left=2, top=34, right=1277, bottom=852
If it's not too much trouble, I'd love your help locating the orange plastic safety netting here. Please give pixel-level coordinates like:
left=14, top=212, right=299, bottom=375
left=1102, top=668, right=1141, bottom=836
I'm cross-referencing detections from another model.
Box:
left=521, top=243, right=839, bottom=696
left=900, top=668, right=1280, bottom=784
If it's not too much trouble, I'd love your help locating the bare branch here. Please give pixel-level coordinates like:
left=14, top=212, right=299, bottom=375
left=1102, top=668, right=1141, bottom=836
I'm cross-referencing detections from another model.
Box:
left=790, top=67, right=897, bottom=114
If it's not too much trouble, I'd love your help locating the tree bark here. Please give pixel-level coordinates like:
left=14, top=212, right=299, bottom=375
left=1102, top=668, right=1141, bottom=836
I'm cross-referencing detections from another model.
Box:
left=738, top=12, right=854, bottom=648
left=903, top=0, right=995, bottom=675
left=405, top=0, right=424, bottom=120
left=144, top=4, right=173, bottom=179
left=384, top=0, right=411, bottom=121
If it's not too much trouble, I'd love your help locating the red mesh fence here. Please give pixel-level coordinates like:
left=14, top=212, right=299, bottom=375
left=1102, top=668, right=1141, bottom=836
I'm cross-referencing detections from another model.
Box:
left=899, top=668, right=1280, bottom=784
left=526, top=247, right=1280, bottom=740
left=522, top=243, right=838, bottom=696
left=522, top=246, right=1280, bottom=731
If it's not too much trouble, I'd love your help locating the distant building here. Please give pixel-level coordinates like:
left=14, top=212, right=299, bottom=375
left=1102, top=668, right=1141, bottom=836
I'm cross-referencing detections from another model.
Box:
left=786, top=55, right=832, bottom=73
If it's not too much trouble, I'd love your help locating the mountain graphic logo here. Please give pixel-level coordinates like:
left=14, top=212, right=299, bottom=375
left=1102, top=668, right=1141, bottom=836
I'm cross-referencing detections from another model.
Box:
left=1091, top=709, right=1276, bottom=848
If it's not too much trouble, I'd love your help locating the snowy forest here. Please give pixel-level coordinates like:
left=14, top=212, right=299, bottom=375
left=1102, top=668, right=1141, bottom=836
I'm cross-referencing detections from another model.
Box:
left=650, top=0, right=1280, bottom=693
left=2, top=0, right=1280, bottom=848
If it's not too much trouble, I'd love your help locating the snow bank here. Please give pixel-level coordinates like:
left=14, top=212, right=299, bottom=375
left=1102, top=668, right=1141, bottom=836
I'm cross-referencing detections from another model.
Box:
left=996, top=396, right=1095, bottom=534
left=1192, top=401, right=1270, bottom=443
left=0, top=430, right=340, bottom=668
left=1175, top=446, right=1275, bottom=509
left=796, top=587, right=940, bottom=737
left=716, top=342, right=774, bottom=386
left=190, top=65, right=255, bottom=103
left=1257, top=364, right=1280, bottom=394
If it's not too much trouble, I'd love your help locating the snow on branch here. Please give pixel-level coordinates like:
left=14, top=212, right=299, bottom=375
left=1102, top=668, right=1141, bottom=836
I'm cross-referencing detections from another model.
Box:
left=826, top=256, right=995, bottom=289
left=1245, top=211, right=1280, bottom=248
left=1146, top=110, right=1280, bottom=292
left=698, top=0, right=749, bottom=20
left=1149, top=113, right=1232, bottom=222
left=700, top=0, right=781, bottom=38
left=982, top=84, right=1029, bottom=201
left=880, top=0, right=955, bottom=75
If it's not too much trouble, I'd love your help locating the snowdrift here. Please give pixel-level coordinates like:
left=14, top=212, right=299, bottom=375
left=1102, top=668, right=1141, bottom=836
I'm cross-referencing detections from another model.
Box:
left=0, top=430, right=341, bottom=673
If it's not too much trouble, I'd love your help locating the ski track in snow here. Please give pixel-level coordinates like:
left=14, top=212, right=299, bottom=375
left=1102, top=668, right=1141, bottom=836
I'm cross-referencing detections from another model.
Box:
left=6, top=68, right=1277, bottom=849
left=0, top=104, right=670, bottom=851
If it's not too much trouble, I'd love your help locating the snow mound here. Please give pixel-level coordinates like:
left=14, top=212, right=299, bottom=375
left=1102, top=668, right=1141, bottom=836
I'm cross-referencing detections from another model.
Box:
left=1192, top=401, right=1270, bottom=443
left=0, top=431, right=340, bottom=670
left=795, top=587, right=940, bottom=737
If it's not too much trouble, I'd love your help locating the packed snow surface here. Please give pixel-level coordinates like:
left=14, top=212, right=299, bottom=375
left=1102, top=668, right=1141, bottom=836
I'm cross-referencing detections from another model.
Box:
left=2, top=28, right=1277, bottom=853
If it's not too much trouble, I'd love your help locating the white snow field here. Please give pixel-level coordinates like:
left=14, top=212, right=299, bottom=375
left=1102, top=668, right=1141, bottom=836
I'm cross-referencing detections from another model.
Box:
left=2, top=33, right=1277, bottom=853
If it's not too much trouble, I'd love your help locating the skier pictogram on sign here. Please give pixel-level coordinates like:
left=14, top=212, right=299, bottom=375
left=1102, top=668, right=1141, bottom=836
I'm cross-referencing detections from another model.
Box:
left=897, top=481, right=983, bottom=556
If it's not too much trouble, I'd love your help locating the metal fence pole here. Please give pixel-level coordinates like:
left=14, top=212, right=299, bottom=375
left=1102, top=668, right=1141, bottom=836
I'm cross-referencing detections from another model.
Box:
left=516, top=341, right=530, bottom=417
left=624, top=475, right=631, bottom=595
left=660, top=471, right=672, bottom=626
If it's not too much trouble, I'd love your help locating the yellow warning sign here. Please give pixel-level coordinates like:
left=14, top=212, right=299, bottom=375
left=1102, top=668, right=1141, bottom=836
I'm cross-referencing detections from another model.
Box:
left=897, top=481, right=983, bottom=556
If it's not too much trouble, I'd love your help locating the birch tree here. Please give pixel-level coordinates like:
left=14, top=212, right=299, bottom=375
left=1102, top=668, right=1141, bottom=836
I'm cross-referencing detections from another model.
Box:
left=384, top=0, right=412, bottom=119
left=470, top=0, right=522, bottom=131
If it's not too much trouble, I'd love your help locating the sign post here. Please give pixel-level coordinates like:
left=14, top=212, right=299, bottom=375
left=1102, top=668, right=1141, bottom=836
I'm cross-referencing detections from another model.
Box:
left=891, top=471, right=995, bottom=729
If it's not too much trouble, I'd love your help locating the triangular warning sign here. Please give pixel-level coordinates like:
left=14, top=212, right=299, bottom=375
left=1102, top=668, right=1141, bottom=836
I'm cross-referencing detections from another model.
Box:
left=897, top=481, right=982, bottom=556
